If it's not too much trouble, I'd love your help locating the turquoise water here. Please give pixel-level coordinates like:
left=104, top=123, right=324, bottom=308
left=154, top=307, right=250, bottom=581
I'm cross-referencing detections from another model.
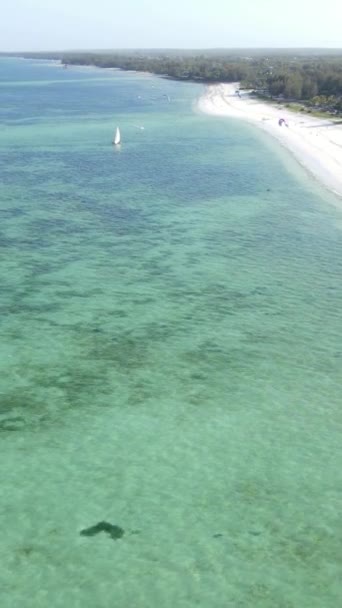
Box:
left=1, top=57, right=342, bottom=607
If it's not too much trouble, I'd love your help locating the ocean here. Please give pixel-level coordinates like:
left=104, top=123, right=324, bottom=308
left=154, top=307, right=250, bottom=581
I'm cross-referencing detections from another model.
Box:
left=0, top=57, right=341, bottom=607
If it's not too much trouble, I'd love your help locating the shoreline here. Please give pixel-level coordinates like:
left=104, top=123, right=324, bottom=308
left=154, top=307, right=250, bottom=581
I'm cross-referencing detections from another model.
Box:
left=6, top=57, right=342, bottom=201
left=198, top=83, right=342, bottom=201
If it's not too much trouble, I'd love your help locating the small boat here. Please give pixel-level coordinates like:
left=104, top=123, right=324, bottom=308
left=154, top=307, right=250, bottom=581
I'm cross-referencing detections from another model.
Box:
left=113, top=126, right=121, bottom=145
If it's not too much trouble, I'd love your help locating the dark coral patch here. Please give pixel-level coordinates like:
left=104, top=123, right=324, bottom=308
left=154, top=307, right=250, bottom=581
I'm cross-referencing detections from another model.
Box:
left=80, top=521, right=124, bottom=541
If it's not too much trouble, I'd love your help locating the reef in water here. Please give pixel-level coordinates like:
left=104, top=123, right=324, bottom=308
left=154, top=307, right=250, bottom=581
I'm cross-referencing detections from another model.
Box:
left=80, top=521, right=124, bottom=541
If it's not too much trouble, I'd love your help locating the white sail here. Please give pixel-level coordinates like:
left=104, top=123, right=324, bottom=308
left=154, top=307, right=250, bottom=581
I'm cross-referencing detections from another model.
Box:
left=113, top=127, right=121, bottom=145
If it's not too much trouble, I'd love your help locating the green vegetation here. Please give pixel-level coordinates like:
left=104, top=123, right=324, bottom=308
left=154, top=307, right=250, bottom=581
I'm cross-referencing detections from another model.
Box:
left=2, top=48, right=342, bottom=115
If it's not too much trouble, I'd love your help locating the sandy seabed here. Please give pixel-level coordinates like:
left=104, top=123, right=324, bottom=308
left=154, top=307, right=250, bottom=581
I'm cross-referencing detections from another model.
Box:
left=198, top=83, right=342, bottom=200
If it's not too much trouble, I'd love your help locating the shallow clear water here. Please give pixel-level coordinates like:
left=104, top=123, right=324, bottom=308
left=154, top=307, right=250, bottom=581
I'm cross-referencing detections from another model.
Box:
left=1, top=58, right=342, bottom=607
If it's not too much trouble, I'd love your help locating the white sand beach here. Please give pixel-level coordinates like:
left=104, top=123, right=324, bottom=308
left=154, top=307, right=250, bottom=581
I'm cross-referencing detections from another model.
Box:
left=198, top=83, right=342, bottom=199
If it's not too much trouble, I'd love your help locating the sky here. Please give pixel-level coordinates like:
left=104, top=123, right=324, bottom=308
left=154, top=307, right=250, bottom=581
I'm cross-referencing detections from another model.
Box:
left=1, top=0, right=341, bottom=52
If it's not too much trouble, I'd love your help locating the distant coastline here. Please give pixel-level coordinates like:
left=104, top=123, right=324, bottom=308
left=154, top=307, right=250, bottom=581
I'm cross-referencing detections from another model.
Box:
left=4, top=52, right=342, bottom=201
left=2, top=49, right=342, bottom=121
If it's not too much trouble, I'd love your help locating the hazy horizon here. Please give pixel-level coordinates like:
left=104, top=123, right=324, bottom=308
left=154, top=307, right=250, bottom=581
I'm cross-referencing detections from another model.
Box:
left=3, top=46, right=342, bottom=54
left=1, top=0, right=341, bottom=53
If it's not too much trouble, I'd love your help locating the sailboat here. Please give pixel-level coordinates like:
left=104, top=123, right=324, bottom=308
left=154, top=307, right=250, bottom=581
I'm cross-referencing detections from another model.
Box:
left=113, top=126, right=121, bottom=145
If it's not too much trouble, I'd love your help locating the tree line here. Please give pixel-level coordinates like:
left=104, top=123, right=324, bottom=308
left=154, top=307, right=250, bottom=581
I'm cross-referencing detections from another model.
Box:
left=60, top=51, right=342, bottom=111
